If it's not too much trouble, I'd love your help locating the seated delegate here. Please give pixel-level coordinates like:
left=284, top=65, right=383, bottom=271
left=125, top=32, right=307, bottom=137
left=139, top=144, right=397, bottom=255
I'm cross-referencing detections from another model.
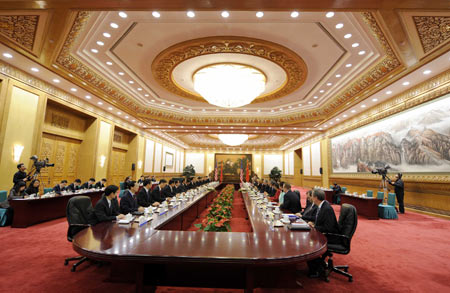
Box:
left=137, top=179, right=160, bottom=207
left=81, top=178, right=95, bottom=189
left=279, top=183, right=301, bottom=213
left=67, top=179, right=82, bottom=192
left=26, top=179, right=40, bottom=195
left=53, top=180, right=67, bottom=194
left=90, top=185, right=125, bottom=225
left=120, top=180, right=145, bottom=214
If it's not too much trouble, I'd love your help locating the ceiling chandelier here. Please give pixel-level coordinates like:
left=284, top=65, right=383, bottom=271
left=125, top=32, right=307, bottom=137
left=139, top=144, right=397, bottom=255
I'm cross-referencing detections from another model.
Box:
left=193, top=63, right=266, bottom=108
left=218, top=134, right=249, bottom=146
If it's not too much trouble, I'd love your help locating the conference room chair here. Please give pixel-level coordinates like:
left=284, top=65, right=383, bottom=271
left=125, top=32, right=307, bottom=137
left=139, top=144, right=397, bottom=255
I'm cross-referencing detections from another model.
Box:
left=377, top=191, right=384, bottom=200
left=378, top=193, right=398, bottom=220
left=341, top=187, right=347, bottom=193
left=64, top=196, right=94, bottom=272
left=119, top=182, right=125, bottom=190
left=294, top=190, right=302, bottom=210
left=0, top=191, right=7, bottom=226
left=330, top=185, right=334, bottom=189
left=322, top=203, right=358, bottom=282
left=44, top=188, right=52, bottom=194
left=366, top=190, right=373, bottom=198
left=0, top=190, right=7, bottom=202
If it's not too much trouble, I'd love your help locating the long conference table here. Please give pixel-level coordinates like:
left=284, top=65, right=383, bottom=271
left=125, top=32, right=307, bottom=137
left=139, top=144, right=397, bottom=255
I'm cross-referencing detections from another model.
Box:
left=73, top=184, right=327, bottom=292
left=9, top=190, right=103, bottom=228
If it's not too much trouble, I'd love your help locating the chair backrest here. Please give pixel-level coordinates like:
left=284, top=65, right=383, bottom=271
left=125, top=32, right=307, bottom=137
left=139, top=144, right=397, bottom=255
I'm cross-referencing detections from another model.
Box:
left=377, top=191, right=384, bottom=200
left=293, top=190, right=302, bottom=209
left=0, top=190, right=7, bottom=203
left=44, top=188, right=52, bottom=194
left=119, top=190, right=126, bottom=198
left=387, top=193, right=396, bottom=206
left=366, top=190, right=373, bottom=197
left=338, top=204, right=358, bottom=252
left=341, top=187, right=347, bottom=193
left=330, top=185, right=334, bottom=189
left=119, top=182, right=125, bottom=190
left=66, top=196, right=93, bottom=241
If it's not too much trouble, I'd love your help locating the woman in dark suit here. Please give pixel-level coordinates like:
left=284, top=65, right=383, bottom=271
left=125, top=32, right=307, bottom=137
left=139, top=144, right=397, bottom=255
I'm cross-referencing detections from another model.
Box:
left=26, top=179, right=40, bottom=195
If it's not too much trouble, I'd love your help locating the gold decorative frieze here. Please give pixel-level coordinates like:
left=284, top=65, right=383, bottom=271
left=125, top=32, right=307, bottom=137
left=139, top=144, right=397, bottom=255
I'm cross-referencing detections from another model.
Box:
left=413, top=16, right=450, bottom=53
left=0, top=14, right=39, bottom=51
left=151, top=36, right=308, bottom=104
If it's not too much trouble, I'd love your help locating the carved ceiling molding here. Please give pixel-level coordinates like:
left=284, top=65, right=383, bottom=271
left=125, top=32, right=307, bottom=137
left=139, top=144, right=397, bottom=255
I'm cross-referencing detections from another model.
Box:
left=151, top=36, right=308, bottom=104
left=413, top=16, right=450, bottom=53
left=0, top=14, right=39, bottom=51
left=56, top=11, right=401, bottom=126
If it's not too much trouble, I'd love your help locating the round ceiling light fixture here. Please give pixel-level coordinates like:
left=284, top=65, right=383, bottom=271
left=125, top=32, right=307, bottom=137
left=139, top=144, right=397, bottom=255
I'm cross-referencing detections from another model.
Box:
left=193, top=63, right=266, bottom=108
left=218, top=134, right=249, bottom=146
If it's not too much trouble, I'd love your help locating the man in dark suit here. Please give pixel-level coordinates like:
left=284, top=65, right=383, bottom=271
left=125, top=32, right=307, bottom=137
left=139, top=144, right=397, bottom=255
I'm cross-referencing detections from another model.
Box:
left=13, top=163, right=29, bottom=185
left=332, top=182, right=342, bottom=204
left=280, top=183, right=301, bottom=213
left=307, top=188, right=340, bottom=278
left=67, top=179, right=82, bottom=192
left=120, top=181, right=144, bottom=214
left=137, top=179, right=160, bottom=207
left=163, top=180, right=176, bottom=199
left=81, top=178, right=95, bottom=189
left=180, top=179, right=188, bottom=192
left=264, top=181, right=276, bottom=197
left=298, top=190, right=318, bottom=222
left=388, top=173, right=405, bottom=213
left=174, top=180, right=183, bottom=194
left=90, top=185, right=125, bottom=225
left=52, top=180, right=67, bottom=194
left=151, top=179, right=167, bottom=203
left=95, top=178, right=107, bottom=189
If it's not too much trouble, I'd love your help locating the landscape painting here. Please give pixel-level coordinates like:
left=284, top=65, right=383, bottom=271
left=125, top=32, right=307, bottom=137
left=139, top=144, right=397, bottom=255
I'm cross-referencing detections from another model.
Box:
left=331, top=94, right=450, bottom=173
left=215, top=154, right=252, bottom=177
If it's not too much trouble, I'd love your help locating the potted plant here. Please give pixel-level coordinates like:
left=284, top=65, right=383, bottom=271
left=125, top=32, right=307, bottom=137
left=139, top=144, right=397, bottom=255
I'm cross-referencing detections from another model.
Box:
left=269, top=166, right=282, bottom=182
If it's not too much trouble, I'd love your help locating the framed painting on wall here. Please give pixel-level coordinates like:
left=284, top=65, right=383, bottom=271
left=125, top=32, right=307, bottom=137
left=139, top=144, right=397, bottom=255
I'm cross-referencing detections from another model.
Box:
left=165, top=152, right=174, bottom=167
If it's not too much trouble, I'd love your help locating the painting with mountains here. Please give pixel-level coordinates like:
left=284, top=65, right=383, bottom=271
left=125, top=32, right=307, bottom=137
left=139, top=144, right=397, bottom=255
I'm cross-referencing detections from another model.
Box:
left=331, top=94, right=450, bottom=173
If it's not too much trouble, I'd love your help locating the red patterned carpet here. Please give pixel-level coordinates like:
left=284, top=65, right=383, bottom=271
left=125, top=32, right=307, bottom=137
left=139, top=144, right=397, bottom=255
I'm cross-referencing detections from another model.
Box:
left=1, top=187, right=449, bottom=293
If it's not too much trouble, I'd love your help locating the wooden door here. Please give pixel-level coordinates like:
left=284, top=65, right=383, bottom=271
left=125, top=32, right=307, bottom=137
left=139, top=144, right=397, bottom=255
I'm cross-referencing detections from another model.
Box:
left=108, top=148, right=127, bottom=187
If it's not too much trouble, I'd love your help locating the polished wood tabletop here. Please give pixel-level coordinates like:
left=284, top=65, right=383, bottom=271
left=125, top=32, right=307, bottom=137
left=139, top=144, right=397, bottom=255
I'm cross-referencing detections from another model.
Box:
left=73, top=185, right=327, bottom=265
left=340, top=193, right=382, bottom=220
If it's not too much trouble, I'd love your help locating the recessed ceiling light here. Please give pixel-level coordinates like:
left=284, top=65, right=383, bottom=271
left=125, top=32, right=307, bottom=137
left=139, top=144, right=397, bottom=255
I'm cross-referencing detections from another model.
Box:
left=344, top=33, right=352, bottom=39
left=180, top=107, right=184, bottom=109
left=128, top=80, right=134, bottom=84
left=118, top=11, right=127, bottom=18
left=229, top=109, right=233, bottom=112
left=313, top=96, right=318, bottom=99
left=335, top=74, right=341, bottom=78
left=288, top=105, right=292, bottom=108
left=152, top=11, right=161, bottom=18
left=279, top=108, right=283, bottom=110
left=161, top=102, right=165, bottom=104
left=361, top=104, right=366, bottom=108
left=189, top=109, right=192, bottom=111
left=202, top=109, right=205, bottom=111
left=298, top=104, right=302, bottom=106
left=85, top=95, right=91, bottom=99
left=106, top=61, right=113, bottom=65
left=256, top=11, right=264, bottom=18
left=329, top=122, right=333, bottom=125
left=31, top=67, right=39, bottom=72
left=97, top=102, right=103, bottom=105
left=110, top=23, right=119, bottom=29
left=308, top=101, right=312, bottom=104
left=423, top=70, right=431, bottom=75
left=335, top=23, right=344, bottom=29
left=90, top=48, right=98, bottom=53
left=125, top=116, right=129, bottom=119
left=319, top=90, right=325, bottom=93
left=243, top=109, right=247, bottom=112
left=336, top=118, right=340, bottom=121
left=118, top=72, right=124, bottom=75
left=402, top=81, right=410, bottom=86
left=151, top=99, right=155, bottom=102
left=343, top=114, right=348, bottom=117
left=97, top=41, right=104, bottom=46
left=70, top=88, right=77, bottom=92
left=171, top=104, right=175, bottom=107
left=327, top=82, right=332, bottom=86
left=215, top=109, right=219, bottom=112
left=319, top=128, right=322, bottom=130
left=137, top=88, right=142, bottom=91
left=221, top=11, right=229, bottom=18
left=271, top=109, right=274, bottom=112
left=345, top=63, right=352, bottom=67
left=290, top=11, right=299, bottom=18
left=2, top=53, right=13, bottom=58
left=108, top=107, right=113, bottom=110
left=117, top=112, right=121, bottom=115
left=326, top=12, right=335, bottom=18
left=103, top=32, right=111, bottom=38
left=187, top=11, right=195, bottom=18
left=132, top=119, right=135, bottom=122
left=352, top=43, right=359, bottom=48
left=53, top=78, right=60, bottom=83
left=358, top=50, right=366, bottom=55
left=144, top=94, right=149, bottom=97
left=386, top=90, right=392, bottom=94
left=351, top=110, right=356, bottom=113
left=138, top=122, right=142, bottom=125
left=257, top=109, right=261, bottom=112
left=372, top=98, right=378, bottom=102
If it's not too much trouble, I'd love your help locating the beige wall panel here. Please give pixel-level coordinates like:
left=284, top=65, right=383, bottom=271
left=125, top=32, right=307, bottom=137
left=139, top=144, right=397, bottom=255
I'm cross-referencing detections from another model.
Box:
left=94, top=121, right=112, bottom=180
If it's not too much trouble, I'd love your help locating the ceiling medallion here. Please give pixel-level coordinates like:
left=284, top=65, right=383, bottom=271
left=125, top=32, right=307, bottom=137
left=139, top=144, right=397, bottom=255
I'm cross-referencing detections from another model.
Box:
left=151, top=36, right=308, bottom=104
left=218, top=134, right=249, bottom=146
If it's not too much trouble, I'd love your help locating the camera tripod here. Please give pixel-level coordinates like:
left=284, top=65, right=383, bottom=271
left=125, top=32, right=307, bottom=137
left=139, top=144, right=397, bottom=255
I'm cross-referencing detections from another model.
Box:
left=378, top=175, right=390, bottom=205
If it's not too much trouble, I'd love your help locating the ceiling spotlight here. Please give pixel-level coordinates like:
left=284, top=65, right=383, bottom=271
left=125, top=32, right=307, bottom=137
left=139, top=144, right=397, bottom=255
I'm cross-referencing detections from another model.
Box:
left=298, top=104, right=302, bottom=106
left=386, top=90, right=392, bottom=94
left=335, top=74, right=341, bottom=78
left=2, top=53, right=13, bottom=58
left=372, top=98, right=378, bottom=102
left=152, top=11, right=161, bottom=18
left=358, top=50, right=366, bottom=55
left=308, top=101, right=312, bottom=104
left=345, top=63, right=352, bottom=67
left=85, top=95, right=91, bottom=99
left=344, top=33, right=352, bottom=39
left=402, top=81, right=410, bottom=86
left=351, top=110, right=356, bottom=113
left=423, top=70, right=431, bottom=75
left=97, top=102, right=103, bottom=105
left=118, top=11, right=127, bottom=18
left=335, top=23, right=344, bottom=29
left=108, top=107, right=113, bottom=110
left=106, top=61, right=113, bottom=65
left=103, top=32, right=111, bottom=38
left=256, top=11, right=264, bottom=18
left=31, top=67, right=39, bottom=72
left=118, top=72, right=124, bottom=75
left=361, top=104, right=366, bottom=108
left=327, top=82, right=332, bottom=86
left=151, top=99, right=155, bottom=102
left=221, top=11, right=230, bottom=18
left=343, top=114, right=348, bottom=117
left=90, top=48, right=98, bottom=53
left=257, top=109, right=261, bottom=112
left=271, top=109, right=274, bottom=112
left=128, top=80, right=134, bottom=84
left=70, top=88, right=77, bottom=92
left=96, top=41, right=104, bottom=46
left=110, top=23, right=119, bottom=28
left=326, top=12, right=335, bottom=18
left=352, top=43, right=359, bottom=48
left=125, top=116, right=129, bottom=119
left=290, top=11, right=299, bottom=18
left=137, top=88, right=142, bottom=91
left=187, top=11, right=195, bottom=18
left=144, top=94, right=149, bottom=97
left=117, top=112, right=122, bottom=115
left=52, top=79, right=60, bottom=83
left=288, top=105, right=292, bottom=108
left=319, top=90, right=324, bottom=93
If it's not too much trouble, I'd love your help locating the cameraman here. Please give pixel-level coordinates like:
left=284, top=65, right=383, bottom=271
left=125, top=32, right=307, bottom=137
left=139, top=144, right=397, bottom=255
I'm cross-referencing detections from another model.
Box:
left=388, top=173, right=405, bottom=214
left=13, top=163, right=29, bottom=185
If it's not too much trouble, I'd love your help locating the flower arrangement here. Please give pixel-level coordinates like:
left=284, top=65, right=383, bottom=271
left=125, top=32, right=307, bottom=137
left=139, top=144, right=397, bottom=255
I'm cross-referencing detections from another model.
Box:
left=194, top=184, right=235, bottom=232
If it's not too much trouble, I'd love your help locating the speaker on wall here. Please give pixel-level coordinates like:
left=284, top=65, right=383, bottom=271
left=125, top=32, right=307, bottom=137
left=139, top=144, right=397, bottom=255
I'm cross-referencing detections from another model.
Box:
left=300, top=169, right=303, bottom=174
left=131, top=163, right=135, bottom=171
left=320, top=167, right=323, bottom=175
left=163, top=166, right=166, bottom=172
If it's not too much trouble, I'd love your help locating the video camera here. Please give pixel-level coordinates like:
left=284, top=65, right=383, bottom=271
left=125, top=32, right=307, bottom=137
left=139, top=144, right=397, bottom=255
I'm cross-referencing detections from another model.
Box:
left=371, top=165, right=391, bottom=179
left=30, top=155, right=55, bottom=174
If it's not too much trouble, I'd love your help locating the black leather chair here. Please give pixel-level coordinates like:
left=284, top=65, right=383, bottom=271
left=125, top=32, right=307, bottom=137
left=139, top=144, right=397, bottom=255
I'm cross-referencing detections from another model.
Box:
left=64, top=196, right=94, bottom=272
left=322, top=203, right=358, bottom=282
left=293, top=189, right=302, bottom=210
